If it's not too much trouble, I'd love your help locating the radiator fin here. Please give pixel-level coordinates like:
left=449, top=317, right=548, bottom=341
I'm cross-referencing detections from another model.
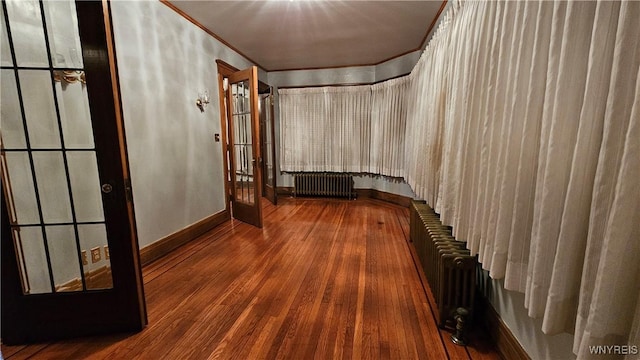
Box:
left=293, top=172, right=357, bottom=199
left=410, top=200, right=476, bottom=329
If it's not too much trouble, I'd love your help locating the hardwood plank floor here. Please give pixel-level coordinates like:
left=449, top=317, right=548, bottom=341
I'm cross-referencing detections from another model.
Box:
left=2, top=198, right=499, bottom=360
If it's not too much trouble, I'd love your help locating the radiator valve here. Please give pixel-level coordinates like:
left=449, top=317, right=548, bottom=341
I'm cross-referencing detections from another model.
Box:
left=451, top=307, right=469, bottom=346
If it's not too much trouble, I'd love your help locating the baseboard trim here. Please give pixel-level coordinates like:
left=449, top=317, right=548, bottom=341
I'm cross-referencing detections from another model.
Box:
left=276, top=186, right=293, bottom=196
left=356, top=188, right=412, bottom=207
left=276, top=186, right=412, bottom=207
left=140, top=209, right=230, bottom=266
left=477, top=296, right=531, bottom=360
left=55, top=265, right=113, bottom=292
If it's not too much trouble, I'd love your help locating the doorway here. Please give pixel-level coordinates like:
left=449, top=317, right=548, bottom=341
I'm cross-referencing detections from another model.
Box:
left=259, top=87, right=277, bottom=206
left=216, top=61, right=277, bottom=227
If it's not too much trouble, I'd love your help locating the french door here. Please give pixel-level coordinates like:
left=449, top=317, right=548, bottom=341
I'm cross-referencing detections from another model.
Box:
left=1, top=0, right=146, bottom=343
left=260, top=89, right=277, bottom=205
left=226, top=67, right=263, bottom=227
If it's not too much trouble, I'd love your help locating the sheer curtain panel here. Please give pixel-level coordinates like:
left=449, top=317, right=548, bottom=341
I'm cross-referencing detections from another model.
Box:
left=402, top=1, right=640, bottom=358
left=279, top=86, right=372, bottom=173
left=278, top=1, right=639, bottom=357
left=279, top=78, right=408, bottom=177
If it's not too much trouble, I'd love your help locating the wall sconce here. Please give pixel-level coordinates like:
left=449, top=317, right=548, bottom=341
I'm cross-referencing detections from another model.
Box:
left=196, top=90, right=210, bottom=112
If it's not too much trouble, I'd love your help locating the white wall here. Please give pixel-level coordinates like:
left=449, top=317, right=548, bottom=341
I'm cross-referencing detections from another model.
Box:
left=266, top=50, right=419, bottom=88
left=267, top=66, right=376, bottom=88
left=485, top=276, right=576, bottom=360
left=110, top=1, right=254, bottom=248
left=375, top=50, right=421, bottom=82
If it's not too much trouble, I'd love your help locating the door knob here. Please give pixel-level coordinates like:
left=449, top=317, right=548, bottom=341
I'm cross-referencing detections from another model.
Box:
left=101, top=184, right=113, bottom=194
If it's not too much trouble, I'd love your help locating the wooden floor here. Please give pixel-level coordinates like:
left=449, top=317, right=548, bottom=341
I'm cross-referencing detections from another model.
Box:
left=2, top=198, right=499, bottom=360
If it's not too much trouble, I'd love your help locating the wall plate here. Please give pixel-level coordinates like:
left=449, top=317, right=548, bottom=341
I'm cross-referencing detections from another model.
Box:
left=90, top=247, right=101, bottom=264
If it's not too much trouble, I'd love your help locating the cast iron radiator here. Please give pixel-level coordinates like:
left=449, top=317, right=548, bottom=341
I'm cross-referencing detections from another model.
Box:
left=293, top=172, right=357, bottom=199
left=410, top=200, right=476, bottom=329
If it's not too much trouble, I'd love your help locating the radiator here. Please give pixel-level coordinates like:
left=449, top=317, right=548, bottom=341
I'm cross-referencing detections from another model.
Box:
left=410, top=200, right=476, bottom=329
left=293, top=172, right=356, bottom=199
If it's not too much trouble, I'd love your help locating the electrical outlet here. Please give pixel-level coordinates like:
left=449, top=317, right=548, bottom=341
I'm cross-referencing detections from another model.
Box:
left=90, top=247, right=101, bottom=263
left=104, top=245, right=110, bottom=260
left=81, top=250, right=88, bottom=266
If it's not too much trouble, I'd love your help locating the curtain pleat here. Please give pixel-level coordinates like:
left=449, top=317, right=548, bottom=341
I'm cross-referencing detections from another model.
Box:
left=278, top=1, right=639, bottom=356
left=279, top=78, right=408, bottom=176
left=574, top=1, right=640, bottom=357
left=543, top=0, right=621, bottom=335
left=528, top=0, right=596, bottom=320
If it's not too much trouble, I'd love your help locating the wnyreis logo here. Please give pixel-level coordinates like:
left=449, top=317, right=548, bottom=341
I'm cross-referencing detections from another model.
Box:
left=588, top=345, right=639, bottom=355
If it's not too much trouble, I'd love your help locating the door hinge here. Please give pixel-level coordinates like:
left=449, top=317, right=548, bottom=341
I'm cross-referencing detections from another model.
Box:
left=124, top=178, right=133, bottom=202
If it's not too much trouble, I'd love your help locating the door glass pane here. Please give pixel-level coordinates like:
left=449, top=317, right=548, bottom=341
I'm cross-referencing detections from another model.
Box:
left=43, top=0, right=83, bottom=69
left=16, top=227, right=51, bottom=294
left=32, top=151, right=73, bottom=223
left=232, top=80, right=254, bottom=204
left=1, top=69, right=27, bottom=149
left=263, top=94, right=274, bottom=187
left=67, top=151, right=105, bottom=222
left=1, top=0, right=114, bottom=295
left=5, top=0, right=48, bottom=67
left=1, top=4, right=13, bottom=66
left=79, top=224, right=113, bottom=290
left=46, top=225, right=82, bottom=292
left=55, top=71, right=94, bottom=149
left=3, top=152, right=39, bottom=224
left=19, top=70, right=61, bottom=149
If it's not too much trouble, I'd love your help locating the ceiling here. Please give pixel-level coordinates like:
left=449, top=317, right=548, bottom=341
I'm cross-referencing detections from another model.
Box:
left=166, top=0, right=446, bottom=71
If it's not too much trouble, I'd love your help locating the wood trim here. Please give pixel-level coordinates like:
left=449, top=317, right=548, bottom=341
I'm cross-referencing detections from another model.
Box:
left=55, top=266, right=113, bottom=293
left=270, top=48, right=424, bottom=73
left=160, top=1, right=266, bottom=72
left=277, top=82, right=375, bottom=90
left=276, top=186, right=411, bottom=208
left=266, top=91, right=277, bottom=205
left=356, top=189, right=412, bottom=208
left=476, top=296, right=531, bottom=360
left=276, top=186, right=294, bottom=196
left=216, top=72, right=231, bottom=212
left=276, top=72, right=411, bottom=90
left=140, top=209, right=230, bottom=266
left=216, top=59, right=239, bottom=74
left=217, top=59, right=270, bottom=92
left=269, top=62, right=376, bottom=73
left=419, top=0, right=448, bottom=49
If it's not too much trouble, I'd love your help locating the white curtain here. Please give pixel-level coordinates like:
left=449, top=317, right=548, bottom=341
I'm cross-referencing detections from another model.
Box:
left=279, top=77, right=409, bottom=177
left=279, top=86, right=372, bottom=173
left=278, top=1, right=639, bottom=356
left=370, top=76, right=410, bottom=178
left=402, top=1, right=640, bottom=358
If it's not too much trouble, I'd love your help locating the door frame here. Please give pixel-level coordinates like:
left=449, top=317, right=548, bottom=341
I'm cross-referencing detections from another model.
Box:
left=0, top=0, right=146, bottom=344
left=259, top=88, right=277, bottom=205
left=216, top=60, right=276, bottom=223
left=215, top=60, right=235, bottom=211
left=226, top=66, right=263, bottom=227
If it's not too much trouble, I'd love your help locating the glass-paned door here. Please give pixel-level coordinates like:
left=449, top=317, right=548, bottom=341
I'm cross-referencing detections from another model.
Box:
left=1, top=0, right=146, bottom=344
left=259, top=90, right=276, bottom=205
left=227, top=67, right=262, bottom=227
